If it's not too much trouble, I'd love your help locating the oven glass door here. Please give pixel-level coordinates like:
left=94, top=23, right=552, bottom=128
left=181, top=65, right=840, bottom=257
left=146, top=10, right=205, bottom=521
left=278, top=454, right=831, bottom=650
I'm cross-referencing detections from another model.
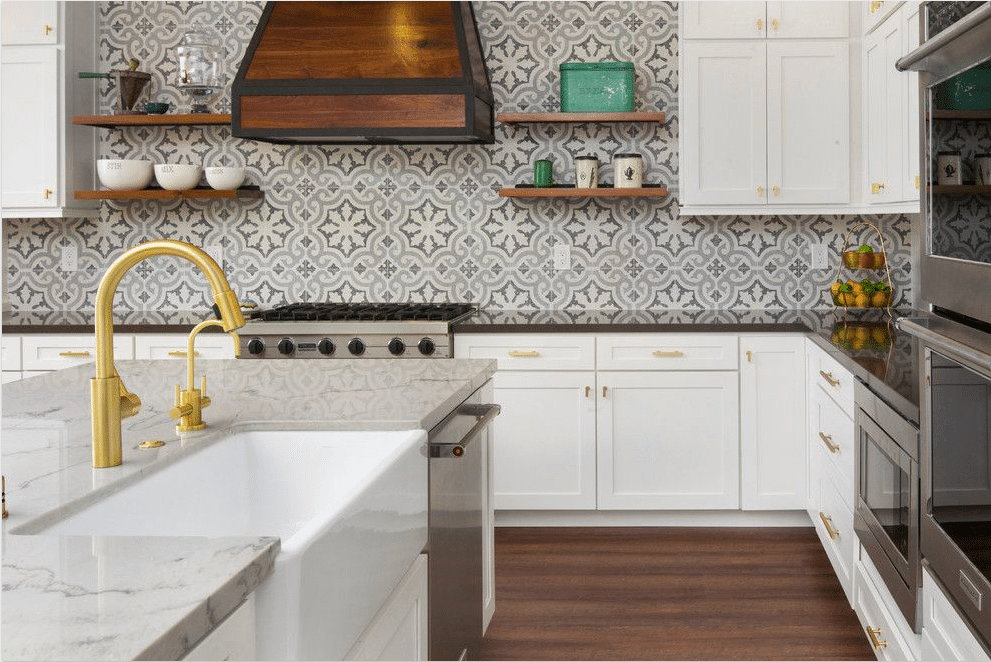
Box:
left=860, top=409, right=916, bottom=581
left=929, top=350, right=991, bottom=583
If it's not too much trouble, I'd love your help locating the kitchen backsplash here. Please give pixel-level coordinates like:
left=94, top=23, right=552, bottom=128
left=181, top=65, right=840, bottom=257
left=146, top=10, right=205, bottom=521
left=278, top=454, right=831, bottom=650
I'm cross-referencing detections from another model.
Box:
left=3, top=1, right=913, bottom=312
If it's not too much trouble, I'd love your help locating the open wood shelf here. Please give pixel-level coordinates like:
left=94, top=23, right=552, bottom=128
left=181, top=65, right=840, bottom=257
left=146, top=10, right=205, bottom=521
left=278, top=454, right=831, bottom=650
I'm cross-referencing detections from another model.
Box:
left=499, top=185, right=668, bottom=199
left=929, top=110, right=991, bottom=120
left=498, top=111, right=666, bottom=124
left=929, top=184, right=991, bottom=195
left=73, top=114, right=231, bottom=128
left=74, top=186, right=263, bottom=201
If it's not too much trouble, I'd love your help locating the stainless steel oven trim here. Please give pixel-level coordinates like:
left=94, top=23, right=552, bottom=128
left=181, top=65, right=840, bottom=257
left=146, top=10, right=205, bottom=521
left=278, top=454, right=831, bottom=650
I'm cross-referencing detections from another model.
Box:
left=897, top=2, right=991, bottom=82
left=921, top=342, right=991, bottom=650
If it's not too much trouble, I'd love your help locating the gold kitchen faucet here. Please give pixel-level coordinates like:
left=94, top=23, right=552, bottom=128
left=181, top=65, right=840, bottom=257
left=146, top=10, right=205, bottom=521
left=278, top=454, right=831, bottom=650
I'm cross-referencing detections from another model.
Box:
left=170, top=318, right=241, bottom=433
left=91, top=240, right=245, bottom=468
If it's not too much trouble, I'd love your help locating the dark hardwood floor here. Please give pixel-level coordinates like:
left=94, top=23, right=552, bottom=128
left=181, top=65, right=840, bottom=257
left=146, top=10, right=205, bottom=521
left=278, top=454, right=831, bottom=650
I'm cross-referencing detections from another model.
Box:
left=478, top=527, right=874, bottom=661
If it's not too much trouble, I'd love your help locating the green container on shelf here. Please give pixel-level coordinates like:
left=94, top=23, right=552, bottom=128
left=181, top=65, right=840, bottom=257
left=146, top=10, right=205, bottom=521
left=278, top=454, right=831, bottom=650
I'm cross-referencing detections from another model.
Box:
left=559, top=62, right=635, bottom=112
left=935, top=64, right=991, bottom=110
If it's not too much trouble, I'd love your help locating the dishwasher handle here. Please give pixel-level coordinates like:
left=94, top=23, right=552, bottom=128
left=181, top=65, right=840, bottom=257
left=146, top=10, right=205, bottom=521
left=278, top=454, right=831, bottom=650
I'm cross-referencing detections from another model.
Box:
left=430, top=403, right=500, bottom=458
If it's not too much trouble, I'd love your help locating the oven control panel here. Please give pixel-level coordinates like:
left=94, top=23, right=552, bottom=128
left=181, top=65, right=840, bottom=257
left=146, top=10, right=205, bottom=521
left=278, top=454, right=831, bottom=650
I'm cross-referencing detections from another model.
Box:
left=239, top=334, right=451, bottom=359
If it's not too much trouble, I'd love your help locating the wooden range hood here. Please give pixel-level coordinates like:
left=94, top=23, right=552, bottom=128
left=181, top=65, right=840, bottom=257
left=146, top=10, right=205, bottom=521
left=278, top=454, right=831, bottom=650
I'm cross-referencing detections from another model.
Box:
left=232, top=1, right=494, bottom=144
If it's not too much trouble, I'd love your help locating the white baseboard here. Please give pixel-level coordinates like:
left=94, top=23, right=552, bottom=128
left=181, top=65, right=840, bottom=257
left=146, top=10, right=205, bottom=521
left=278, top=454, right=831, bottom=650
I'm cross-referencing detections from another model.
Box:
left=495, top=509, right=812, bottom=527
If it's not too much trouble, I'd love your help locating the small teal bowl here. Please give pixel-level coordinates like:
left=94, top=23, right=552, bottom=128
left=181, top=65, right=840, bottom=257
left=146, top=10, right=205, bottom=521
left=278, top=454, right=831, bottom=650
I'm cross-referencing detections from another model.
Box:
left=142, top=101, right=170, bottom=114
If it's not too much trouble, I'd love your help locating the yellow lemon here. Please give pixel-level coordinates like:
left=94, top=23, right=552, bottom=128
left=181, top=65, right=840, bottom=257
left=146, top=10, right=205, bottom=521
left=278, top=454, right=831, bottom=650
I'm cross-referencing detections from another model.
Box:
left=830, top=281, right=843, bottom=296
left=854, top=293, right=870, bottom=308
left=871, top=291, right=889, bottom=307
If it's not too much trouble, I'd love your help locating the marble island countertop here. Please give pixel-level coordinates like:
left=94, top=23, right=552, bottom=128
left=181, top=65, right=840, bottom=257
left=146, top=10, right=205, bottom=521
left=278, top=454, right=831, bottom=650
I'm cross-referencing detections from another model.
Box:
left=1, top=358, right=497, bottom=661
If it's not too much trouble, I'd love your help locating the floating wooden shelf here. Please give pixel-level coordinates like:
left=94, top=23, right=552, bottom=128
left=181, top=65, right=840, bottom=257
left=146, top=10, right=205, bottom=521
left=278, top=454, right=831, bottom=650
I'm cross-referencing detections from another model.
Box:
left=74, top=186, right=263, bottom=201
left=498, top=111, right=666, bottom=124
left=929, top=110, right=991, bottom=120
left=499, top=186, right=668, bottom=199
left=72, top=114, right=231, bottom=128
left=929, top=184, right=991, bottom=195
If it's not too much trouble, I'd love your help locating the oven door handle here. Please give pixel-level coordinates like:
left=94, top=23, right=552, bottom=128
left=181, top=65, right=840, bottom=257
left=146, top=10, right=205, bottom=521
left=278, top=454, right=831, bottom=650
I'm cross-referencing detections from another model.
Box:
left=430, top=404, right=500, bottom=458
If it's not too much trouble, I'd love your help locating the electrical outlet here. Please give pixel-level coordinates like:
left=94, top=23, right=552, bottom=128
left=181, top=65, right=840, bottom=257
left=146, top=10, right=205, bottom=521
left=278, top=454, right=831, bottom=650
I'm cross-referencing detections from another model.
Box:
left=60, top=245, right=77, bottom=272
left=204, top=244, right=223, bottom=268
left=553, top=244, right=571, bottom=270
left=811, top=243, right=829, bottom=270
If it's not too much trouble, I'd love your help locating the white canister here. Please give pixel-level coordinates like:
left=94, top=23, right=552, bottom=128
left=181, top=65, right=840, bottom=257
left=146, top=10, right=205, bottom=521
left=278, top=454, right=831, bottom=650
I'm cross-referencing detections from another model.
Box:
left=937, top=153, right=962, bottom=185
left=975, top=154, right=991, bottom=185
left=613, top=153, right=643, bottom=189
left=574, top=155, right=598, bottom=189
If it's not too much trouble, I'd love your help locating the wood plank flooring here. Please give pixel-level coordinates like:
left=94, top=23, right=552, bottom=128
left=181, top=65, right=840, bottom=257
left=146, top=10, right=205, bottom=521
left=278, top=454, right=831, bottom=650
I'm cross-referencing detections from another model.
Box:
left=479, top=527, right=874, bottom=661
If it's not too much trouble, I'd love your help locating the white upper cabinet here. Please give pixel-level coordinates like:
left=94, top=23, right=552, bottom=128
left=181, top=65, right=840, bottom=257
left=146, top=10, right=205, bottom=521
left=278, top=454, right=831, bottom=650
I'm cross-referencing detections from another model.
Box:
left=682, top=2, right=768, bottom=39
left=680, top=41, right=767, bottom=206
left=1, top=1, right=58, bottom=45
left=863, top=0, right=901, bottom=34
left=1, top=1, right=97, bottom=218
left=767, top=2, right=850, bottom=39
left=766, top=40, right=850, bottom=205
left=902, top=2, right=922, bottom=198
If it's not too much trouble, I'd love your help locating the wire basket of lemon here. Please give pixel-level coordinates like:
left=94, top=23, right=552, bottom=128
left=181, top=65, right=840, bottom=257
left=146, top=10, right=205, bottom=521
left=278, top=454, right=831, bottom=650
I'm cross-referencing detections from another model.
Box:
left=830, top=221, right=895, bottom=311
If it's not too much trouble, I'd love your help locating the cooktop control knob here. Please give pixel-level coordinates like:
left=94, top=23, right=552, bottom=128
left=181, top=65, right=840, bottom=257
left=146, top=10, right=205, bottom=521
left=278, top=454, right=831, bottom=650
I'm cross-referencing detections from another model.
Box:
left=418, top=337, right=436, bottom=356
left=277, top=337, right=295, bottom=355
left=348, top=338, right=366, bottom=356
left=318, top=338, right=335, bottom=355
left=388, top=338, right=406, bottom=355
left=247, top=338, right=265, bottom=355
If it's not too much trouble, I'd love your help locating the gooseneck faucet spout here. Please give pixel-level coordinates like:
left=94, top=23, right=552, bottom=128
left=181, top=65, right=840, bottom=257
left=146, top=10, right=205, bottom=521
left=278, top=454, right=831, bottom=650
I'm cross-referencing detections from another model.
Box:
left=91, top=240, right=245, bottom=468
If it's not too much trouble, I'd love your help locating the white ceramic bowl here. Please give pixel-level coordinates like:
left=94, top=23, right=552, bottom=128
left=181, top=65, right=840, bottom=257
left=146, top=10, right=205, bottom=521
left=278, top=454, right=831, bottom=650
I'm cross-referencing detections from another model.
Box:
left=96, top=159, right=154, bottom=191
left=204, top=166, right=246, bottom=191
left=154, top=164, right=203, bottom=191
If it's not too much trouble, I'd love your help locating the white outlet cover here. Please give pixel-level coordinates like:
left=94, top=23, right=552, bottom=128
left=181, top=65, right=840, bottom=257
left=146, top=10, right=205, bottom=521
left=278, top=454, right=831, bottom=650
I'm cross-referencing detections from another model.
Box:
left=811, top=243, right=829, bottom=270
left=553, top=244, right=571, bottom=270
left=60, top=246, right=77, bottom=272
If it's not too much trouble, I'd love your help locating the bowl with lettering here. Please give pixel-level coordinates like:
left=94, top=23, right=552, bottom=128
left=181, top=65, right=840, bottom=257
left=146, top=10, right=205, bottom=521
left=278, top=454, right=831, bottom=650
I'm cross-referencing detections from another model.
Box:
left=204, top=166, right=246, bottom=191
left=154, top=163, right=203, bottom=191
left=96, top=159, right=154, bottom=191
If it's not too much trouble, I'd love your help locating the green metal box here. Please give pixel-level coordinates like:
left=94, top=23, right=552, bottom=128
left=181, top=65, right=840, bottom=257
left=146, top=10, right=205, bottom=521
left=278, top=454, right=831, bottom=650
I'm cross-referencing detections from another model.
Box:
left=559, top=62, right=635, bottom=112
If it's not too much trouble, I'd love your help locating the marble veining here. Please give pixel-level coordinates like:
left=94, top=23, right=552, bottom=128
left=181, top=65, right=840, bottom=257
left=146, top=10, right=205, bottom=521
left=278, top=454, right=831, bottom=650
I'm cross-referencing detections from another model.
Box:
left=2, top=357, right=495, bottom=661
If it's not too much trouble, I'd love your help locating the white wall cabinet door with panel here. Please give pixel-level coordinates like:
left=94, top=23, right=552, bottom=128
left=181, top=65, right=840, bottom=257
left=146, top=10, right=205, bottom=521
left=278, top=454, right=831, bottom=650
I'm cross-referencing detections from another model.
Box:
left=596, top=371, right=740, bottom=510
left=767, top=2, right=849, bottom=39
left=739, top=335, right=807, bottom=510
left=683, top=2, right=847, bottom=40
left=0, top=1, right=97, bottom=218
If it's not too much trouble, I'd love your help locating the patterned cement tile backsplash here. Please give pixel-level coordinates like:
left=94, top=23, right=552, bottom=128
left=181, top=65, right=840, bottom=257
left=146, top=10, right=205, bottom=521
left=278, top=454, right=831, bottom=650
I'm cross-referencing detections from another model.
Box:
left=3, top=1, right=914, bottom=313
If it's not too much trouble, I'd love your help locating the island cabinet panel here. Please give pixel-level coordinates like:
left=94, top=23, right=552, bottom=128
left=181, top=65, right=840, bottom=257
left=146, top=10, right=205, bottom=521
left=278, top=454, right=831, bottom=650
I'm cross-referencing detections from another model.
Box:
left=739, top=335, right=807, bottom=510
left=853, top=546, right=921, bottom=661
left=596, top=371, right=740, bottom=510
left=183, top=594, right=255, bottom=661
left=490, top=371, right=597, bottom=510
left=922, top=567, right=991, bottom=662
left=345, top=555, right=428, bottom=662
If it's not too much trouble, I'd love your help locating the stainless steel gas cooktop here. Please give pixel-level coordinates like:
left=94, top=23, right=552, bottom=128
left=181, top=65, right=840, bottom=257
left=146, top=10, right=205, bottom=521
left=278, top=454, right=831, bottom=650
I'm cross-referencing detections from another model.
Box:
left=238, top=303, right=475, bottom=359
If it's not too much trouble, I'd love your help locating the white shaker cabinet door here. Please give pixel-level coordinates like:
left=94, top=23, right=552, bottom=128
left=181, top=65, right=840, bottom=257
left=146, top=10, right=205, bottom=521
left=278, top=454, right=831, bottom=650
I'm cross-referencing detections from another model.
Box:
left=865, top=15, right=904, bottom=204
left=1, top=47, right=58, bottom=210
left=680, top=41, right=767, bottom=206
left=902, top=2, right=922, bottom=200
left=766, top=40, right=850, bottom=204
left=596, top=371, right=740, bottom=510
left=766, top=1, right=849, bottom=38
left=681, top=2, right=767, bottom=39
left=1, top=1, right=58, bottom=45
left=739, top=335, right=807, bottom=510
left=491, top=371, right=597, bottom=510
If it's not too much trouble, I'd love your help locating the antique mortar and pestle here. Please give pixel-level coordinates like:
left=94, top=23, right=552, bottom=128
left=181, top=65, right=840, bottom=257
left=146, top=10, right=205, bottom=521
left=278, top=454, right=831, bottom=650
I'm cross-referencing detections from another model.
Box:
left=79, top=58, right=152, bottom=115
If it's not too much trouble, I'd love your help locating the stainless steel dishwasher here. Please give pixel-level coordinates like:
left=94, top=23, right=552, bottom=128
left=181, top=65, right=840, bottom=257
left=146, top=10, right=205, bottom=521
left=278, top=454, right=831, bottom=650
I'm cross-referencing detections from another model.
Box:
left=428, top=383, right=499, bottom=661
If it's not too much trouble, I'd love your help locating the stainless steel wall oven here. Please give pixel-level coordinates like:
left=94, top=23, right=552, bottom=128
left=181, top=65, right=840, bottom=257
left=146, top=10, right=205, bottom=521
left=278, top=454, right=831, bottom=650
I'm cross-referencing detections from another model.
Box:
left=855, top=379, right=922, bottom=630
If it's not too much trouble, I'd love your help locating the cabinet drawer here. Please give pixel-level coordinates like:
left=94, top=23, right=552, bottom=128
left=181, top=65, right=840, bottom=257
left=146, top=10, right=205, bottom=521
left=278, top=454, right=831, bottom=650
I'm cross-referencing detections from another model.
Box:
left=810, top=385, right=856, bottom=504
left=855, top=551, right=917, bottom=661
left=134, top=334, right=235, bottom=360
left=454, top=334, right=594, bottom=371
left=922, top=567, right=991, bottom=662
left=596, top=335, right=738, bottom=371
left=815, top=473, right=856, bottom=602
left=22, top=334, right=134, bottom=371
left=1, top=335, right=22, bottom=371
left=810, top=345, right=855, bottom=409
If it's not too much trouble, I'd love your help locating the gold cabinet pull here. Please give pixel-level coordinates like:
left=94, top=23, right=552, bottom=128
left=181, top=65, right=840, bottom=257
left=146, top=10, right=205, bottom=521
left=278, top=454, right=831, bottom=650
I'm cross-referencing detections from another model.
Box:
left=746, top=350, right=753, bottom=363
left=866, top=626, right=887, bottom=650
left=652, top=350, right=684, bottom=358
left=869, top=1, right=883, bottom=14
left=585, top=386, right=591, bottom=398
left=42, top=188, right=52, bottom=199
left=819, top=512, right=839, bottom=540
left=871, top=182, right=885, bottom=194
left=819, top=370, right=840, bottom=387
left=756, top=17, right=764, bottom=31
left=602, top=385, right=608, bottom=398
left=770, top=18, right=779, bottom=31
left=240, top=303, right=257, bottom=309
left=44, top=24, right=52, bottom=36
left=757, top=185, right=764, bottom=197
left=819, top=432, right=840, bottom=453
left=772, top=185, right=780, bottom=197
left=167, top=350, right=200, bottom=357
left=508, top=350, right=540, bottom=358
left=59, top=350, right=91, bottom=357
left=915, top=175, right=920, bottom=190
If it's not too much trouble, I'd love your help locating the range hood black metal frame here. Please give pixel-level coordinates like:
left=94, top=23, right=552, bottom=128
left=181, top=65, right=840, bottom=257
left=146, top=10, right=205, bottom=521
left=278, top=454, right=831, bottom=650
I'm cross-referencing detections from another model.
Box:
left=231, top=2, right=494, bottom=145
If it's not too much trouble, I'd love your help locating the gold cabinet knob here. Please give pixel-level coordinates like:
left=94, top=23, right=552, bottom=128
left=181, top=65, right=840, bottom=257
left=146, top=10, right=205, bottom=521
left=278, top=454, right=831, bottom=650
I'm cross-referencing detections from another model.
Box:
left=871, top=182, right=886, bottom=194
left=915, top=175, right=920, bottom=190
left=771, top=18, right=779, bottom=31
left=772, top=185, right=780, bottom=197
left=602, top=385, right=608, bottom=398
left=585, top=386, right=592, bottom=398
left=756, top=18, right=764, bottom=31
left=43, top=188, right=52, bottom=199
left=746, top=350, right=752, bottom=363
left=44, top=24, right=52, bottom=36
left=757, top=185, right=764, bottom=197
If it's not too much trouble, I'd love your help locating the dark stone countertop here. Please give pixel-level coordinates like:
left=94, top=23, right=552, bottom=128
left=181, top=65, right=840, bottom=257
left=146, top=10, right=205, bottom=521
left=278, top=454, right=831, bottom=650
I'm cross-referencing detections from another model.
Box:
left=454, top=308, right=922, bottom=423
left=2, top=309, right=229, bottom=334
